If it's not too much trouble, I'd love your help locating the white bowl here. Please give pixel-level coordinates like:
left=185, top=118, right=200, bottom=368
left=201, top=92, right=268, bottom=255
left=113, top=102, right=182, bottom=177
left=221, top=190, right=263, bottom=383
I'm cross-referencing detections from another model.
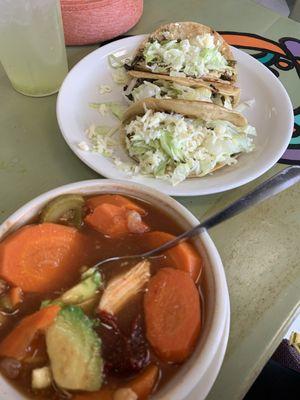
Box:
left=0, top=180, right=230, bottom=400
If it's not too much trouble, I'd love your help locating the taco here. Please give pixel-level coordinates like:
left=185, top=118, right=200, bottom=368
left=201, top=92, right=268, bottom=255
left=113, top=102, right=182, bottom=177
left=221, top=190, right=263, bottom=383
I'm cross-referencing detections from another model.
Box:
left=126, top=22, right=237, bottom=84
left=121, top=98, right=256, bottom=185
left=124, top=70, right=240, bottom=109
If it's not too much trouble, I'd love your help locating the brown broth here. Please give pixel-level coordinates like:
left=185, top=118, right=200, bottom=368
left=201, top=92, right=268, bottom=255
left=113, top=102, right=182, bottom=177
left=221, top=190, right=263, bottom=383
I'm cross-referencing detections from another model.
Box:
left=0, top=194, right=204, bottom=399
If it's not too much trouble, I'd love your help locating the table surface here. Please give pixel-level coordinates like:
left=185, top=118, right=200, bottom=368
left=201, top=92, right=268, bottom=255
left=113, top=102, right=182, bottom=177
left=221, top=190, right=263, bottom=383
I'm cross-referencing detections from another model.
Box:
left=1, top=0, right=300, bottom=399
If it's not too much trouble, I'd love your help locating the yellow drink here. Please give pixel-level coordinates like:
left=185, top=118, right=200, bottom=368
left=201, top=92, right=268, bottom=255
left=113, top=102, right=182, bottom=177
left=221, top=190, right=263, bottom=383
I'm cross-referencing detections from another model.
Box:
left=0, top=0, right=68, bottom=97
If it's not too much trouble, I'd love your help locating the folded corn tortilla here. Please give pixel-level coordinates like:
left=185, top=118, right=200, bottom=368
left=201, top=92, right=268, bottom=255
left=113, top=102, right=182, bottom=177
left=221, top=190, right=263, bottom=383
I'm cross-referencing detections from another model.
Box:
left=121, top=98, right=256, bottom=185
left=127, top=22, right=237, bottom=85
left=125, top=70, right=240, bottom=109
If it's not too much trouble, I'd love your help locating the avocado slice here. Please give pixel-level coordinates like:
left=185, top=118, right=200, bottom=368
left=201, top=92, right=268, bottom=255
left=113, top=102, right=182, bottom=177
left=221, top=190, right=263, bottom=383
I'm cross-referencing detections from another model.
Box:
left=40, top=194, right=85, bottom=228
left=41, top=270, right=102, bottom=309
left=61, top=270, right=102, bottom=304
left=46, top=306, right=103, bottom=391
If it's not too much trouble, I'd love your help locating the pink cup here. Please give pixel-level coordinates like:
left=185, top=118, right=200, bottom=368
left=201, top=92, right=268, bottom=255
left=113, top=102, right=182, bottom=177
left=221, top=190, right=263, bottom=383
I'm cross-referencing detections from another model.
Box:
left=61, top=0, right=143, bottom=45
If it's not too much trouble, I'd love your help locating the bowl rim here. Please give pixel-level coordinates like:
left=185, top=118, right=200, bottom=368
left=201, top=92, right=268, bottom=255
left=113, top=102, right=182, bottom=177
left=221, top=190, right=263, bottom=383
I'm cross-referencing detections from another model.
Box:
left=0, top=179, right=230, bottom=400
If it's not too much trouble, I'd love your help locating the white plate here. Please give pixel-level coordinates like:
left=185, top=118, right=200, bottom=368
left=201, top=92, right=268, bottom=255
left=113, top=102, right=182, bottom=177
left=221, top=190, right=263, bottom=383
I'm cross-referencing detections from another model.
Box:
left=57, top=35, right=294, bottom=196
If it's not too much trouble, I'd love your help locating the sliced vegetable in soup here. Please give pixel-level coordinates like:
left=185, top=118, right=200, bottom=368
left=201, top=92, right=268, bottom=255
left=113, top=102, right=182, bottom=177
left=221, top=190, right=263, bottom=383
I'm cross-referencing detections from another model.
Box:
left=0, top=194, right=204, bottom=399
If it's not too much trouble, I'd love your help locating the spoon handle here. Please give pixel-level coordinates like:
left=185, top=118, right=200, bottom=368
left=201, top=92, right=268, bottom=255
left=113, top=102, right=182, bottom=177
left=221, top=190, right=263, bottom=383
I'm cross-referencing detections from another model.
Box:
left=143, top=166, right=300, bottom=257
left=201, top=165, right=300, bottom=230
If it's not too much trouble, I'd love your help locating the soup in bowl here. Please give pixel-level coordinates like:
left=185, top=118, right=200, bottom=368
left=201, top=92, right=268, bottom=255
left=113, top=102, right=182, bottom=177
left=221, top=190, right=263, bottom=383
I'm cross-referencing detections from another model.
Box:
left=0, top=180, right=229, bottom=400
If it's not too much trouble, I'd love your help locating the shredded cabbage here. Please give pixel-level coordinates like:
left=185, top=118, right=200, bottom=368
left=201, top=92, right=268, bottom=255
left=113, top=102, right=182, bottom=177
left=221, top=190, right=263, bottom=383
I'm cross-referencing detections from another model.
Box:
left=108, top=54, right=125, bottom=69
left=108, top=53, right=130, bottom=85
left=112, top=67, right=129, bottom=85
left=110, top=103, right=127, bottom=120
left=86, top=124, right=117, bottom=157
left=77, top=141, right=90, bottom=151
left=123, top=110, right=256, bottom=185
left=142, top=34, right=234, bottom=79
left=108, top=53, right=132, bottom=68
left=129, top=79, right=232, bottom=109
left=89, top=103, right=109, bottom=116
left=89, top=102, right=127, bottom=120
left=99, top=84, right=111, bottom=94
left=235, top=98, right=256, bottom=113
left=86, top=124, right=138, bottom=175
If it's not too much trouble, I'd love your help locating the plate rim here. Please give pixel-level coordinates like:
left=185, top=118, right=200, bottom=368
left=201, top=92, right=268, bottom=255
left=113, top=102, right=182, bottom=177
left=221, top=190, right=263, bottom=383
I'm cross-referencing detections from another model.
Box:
left=57, top=34, right=294, bottom=196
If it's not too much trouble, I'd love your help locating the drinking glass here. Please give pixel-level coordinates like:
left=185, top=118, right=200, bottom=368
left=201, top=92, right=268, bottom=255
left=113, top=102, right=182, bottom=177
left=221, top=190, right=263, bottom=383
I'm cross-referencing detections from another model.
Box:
left=0, top=0, right=68, bottom=97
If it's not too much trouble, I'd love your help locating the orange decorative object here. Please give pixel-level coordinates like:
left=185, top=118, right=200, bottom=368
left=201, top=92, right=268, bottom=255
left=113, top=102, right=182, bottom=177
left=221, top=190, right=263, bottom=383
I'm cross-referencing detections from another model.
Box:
left=221, top=33, right=286, bottom=55
left=61, top=0, right=143, bottom=45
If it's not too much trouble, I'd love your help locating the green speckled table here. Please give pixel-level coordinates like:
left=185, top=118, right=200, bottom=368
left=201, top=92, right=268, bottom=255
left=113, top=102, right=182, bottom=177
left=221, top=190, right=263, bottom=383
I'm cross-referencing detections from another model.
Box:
left=0, top=0, right=300, bottom=399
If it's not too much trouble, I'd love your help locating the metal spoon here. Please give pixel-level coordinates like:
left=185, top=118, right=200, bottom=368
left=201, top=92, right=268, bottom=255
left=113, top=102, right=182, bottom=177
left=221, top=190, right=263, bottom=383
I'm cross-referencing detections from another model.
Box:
left=93, top=166, right=300, bottom=269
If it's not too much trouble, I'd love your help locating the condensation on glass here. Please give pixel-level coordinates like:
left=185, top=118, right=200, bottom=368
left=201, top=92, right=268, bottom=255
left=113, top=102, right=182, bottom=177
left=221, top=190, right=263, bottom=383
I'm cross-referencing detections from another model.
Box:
left=0, top=0, right=68, bottom=97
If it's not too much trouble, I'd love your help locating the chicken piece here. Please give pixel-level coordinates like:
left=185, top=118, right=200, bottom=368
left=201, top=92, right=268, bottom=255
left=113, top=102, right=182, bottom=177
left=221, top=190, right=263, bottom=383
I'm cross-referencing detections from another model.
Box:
left=99, top=261, right=150, bottom=315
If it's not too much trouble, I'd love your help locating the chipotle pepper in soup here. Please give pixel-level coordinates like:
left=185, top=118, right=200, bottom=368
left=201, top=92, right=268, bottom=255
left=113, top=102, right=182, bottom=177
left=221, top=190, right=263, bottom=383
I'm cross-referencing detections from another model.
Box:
left=0, top=194, right=203, bottom=399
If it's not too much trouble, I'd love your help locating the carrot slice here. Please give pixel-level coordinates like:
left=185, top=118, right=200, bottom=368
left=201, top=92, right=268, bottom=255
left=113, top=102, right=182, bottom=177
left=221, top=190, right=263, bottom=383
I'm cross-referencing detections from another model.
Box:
left=73, top=365, right=158, bottom=400
left=0, top=223, right=87, bottom=293
left=8, top=287, right=23, bottom=308
left=86, top=195, right=146, bottom=215
left=73, top=389, right=113, bottom=400
left=0, top=305, right=60, bottom=360
left=144, top=231, right=202, bottom=282
left=85, top=204, right=129, bottom=238
left=144, top=268, right=201, bottom=363
left=127, top=364, right=159, bottom=399
left=85, top=204, right=149, bottom=238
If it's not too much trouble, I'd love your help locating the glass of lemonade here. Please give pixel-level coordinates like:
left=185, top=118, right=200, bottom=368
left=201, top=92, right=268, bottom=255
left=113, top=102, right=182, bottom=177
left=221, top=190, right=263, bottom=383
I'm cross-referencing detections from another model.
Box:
left=0, top=0, right=68, bottom=97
